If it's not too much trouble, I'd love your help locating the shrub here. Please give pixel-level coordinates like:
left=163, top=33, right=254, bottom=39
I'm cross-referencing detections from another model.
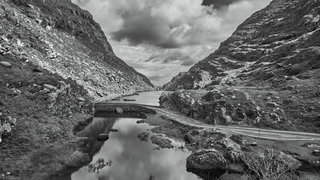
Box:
left=241, top=148, right=296, bottom=180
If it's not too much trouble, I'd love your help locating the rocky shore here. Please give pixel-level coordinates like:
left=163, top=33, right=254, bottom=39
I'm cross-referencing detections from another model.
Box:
left=145, top=113, right=320, bottom=180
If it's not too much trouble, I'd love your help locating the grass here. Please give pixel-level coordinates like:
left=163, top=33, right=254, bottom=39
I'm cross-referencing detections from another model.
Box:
left=0, top=51, right=92, bottom=180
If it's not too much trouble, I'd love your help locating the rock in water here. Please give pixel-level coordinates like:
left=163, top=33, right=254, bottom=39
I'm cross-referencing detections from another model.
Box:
left=136, top=120, right=145, bottom=124
left=97, top=134, right=109, bottom=141
left=109, top=128, right=118, bottom=132
left=137, top=132, right=149, bottom=142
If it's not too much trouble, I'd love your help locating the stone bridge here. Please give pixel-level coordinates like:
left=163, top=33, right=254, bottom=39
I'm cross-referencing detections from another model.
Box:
left=93, top=103, right=156, bottom=118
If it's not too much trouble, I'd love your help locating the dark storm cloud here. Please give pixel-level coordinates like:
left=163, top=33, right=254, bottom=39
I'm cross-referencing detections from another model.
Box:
left=72, top=0, right=272, bottom=85
left=202, top=0, right=242, bottom=9
left=86, top=0, right=223, bottom=49
left=111, top=14, right=182, bottom=48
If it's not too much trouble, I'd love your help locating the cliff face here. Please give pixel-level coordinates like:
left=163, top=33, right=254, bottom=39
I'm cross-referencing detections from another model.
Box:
left=163, top=0, right=320, bottom=90
left=0, top=0, right=154, bottom=100
left=160, top=0, right=320, bottom=132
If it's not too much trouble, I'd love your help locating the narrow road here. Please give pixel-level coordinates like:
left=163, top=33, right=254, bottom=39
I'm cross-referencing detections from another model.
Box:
left=143, top=105, right=320, bottom=141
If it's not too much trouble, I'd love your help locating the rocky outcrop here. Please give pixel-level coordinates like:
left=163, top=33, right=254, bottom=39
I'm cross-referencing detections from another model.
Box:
left=150, top=135, right=173, bottom=149
left=137, top=132, right=149, bottom=142
left=161, top=0, right=320, bottom=132
left=0, top=0, right=154, bottom=100
left=162, top=72, right=187, bottom=91
left=160, top=89, right=264, bottom=126
left=185, top=129, right=301, bottom=179
left=187, top=149, right=226, bottom=170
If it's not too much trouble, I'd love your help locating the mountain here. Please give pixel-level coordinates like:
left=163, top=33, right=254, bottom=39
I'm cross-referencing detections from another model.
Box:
left=160, top=0, right=320, bottom=132
left=163, top=0, right=320, bottom=90
left=1, top=0, right=154, bottom=100
left=0, top=1, right=154, bottom=179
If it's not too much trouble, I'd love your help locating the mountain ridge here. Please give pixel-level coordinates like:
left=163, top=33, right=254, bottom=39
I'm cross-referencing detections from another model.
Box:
left=160, top=0, right=320, bottom=133
left=163, top=0, right=320, bottom=90
left=1, top=0, right=154, bottom=100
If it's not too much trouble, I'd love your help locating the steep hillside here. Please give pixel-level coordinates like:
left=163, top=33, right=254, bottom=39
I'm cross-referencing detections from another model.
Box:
left=164, top=0, right=320, bottom=90
left=1, top=0, right=154, bottom=100
left=0, top=0, right=153, bottom=179
left=161, top=0, right=320, bottom=132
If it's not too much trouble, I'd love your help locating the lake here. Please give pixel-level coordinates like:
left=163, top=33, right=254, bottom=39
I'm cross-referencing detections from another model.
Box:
left=72, top=91, right=246, bottom=180
left=110, top=91, right=167, bottom=106
left=71, top=118, right=200, bottom=180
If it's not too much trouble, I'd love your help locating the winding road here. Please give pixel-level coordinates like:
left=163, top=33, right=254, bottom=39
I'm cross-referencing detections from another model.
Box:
left=141, top=105, right=320, bottom=141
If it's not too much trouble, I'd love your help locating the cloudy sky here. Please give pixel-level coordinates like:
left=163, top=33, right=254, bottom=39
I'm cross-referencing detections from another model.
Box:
left=72, top=0, right=271, bottom=86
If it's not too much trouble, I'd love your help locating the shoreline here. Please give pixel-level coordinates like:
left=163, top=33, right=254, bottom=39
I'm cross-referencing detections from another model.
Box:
left=2, top=101, right=320, bottom=180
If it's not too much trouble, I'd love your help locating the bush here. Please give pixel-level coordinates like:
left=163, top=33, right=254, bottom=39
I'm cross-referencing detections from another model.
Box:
left=241, top=148, right=296, bottom=180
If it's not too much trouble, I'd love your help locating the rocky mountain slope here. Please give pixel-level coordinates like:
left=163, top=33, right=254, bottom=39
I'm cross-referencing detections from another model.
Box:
left=161, top=0, right=320, bottom=132
left=0, top=0, right=153, bottom=179
left=1, top=0, right=154, bottom=100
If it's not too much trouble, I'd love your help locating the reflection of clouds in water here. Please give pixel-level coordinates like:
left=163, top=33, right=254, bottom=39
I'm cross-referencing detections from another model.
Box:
left=72, top=118, right=199, bottom=180
left=76, top=117, right=118, bottom=138
left=150, top=149, right=193, bottom=180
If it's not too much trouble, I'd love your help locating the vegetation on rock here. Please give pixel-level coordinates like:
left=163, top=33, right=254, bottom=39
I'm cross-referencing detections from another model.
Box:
left=161, top=0, right=320, bottom=133
left=0, top=0, right=154, bottom=179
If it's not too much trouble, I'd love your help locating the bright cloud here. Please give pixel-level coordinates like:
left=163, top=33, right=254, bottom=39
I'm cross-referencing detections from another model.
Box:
left=72, top=0, right=271, bottom=86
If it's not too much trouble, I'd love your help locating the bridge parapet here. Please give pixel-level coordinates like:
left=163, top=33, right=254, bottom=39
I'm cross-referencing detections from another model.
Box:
left=94, top=103, right=156, bottom=114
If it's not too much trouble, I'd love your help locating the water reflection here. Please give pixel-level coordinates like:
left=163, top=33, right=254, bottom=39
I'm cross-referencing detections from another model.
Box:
left=111, top=91, right=168, bottom=106
left=72, top=118, right=200, bottom=180
left=76, top=117, right=118, bottom=139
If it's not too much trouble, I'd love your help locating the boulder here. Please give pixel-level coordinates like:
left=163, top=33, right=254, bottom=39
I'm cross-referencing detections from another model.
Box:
left=78, top=97, right=85, bottom=102
left=97, top=133, right=109, bottom=141
left=109, top=128, right=118, bottom=132
left=0, top=61, right=12, bottom=68
left=137, top=132, right=149, bottom=142
left=65, top=151, right=91, bottom=168
left=312, top=149, right=320, bottom=156
left=43, top=84, right=57, bottom=91
left=136, top=120, right=146, bottom=124
left=150, top=135, right=173, bottom=149
left=186, top=149, right=227, bottom=170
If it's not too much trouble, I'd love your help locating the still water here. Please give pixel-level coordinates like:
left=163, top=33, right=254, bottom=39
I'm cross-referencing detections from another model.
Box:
left=72, top=91, right=245, bottom=180
left=111, top=91, right=167, bottom=106
left=72, top=118, right=200, bottom=180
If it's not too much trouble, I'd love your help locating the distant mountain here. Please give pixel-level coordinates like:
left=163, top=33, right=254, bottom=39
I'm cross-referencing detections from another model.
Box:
left=1, top=0, right=154, bottom=99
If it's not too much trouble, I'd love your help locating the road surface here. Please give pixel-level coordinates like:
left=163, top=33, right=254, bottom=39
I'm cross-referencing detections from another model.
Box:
left=97, top=102, right=320, bottom=141
left=143, top=105, right=320, bottom=141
